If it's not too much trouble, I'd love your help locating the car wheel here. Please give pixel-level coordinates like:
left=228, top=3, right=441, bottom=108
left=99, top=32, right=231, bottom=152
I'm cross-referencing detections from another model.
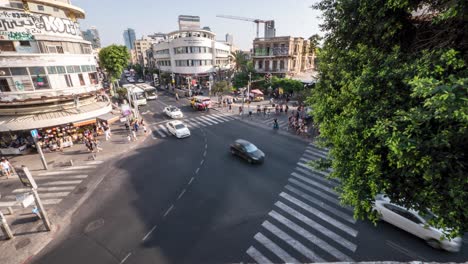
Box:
left=230, top=149, right=236, bottom=155
left=426, top=239, right=441, bottom=249
left=247, top=158, right=253, bottom=164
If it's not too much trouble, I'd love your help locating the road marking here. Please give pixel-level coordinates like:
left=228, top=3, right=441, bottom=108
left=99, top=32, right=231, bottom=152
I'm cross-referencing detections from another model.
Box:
left=12, top=186, right=77, bottom=193
left=211, top=114, right=231, bottom=122
left=41, top=199, right=63, bottom=205
left=205, top=144, right=207, bottom=149
left=198, top=116, right=217, bottom=125
left=142, top=225, right=157, bottom=241
left=163, top=204, right=174, bottom=217
left=62, top=165, right=96, bottom=170
left=200, top=160, right=204, bottom=165
left=262, top=220, right=325, bottom=262
left=34, top=175, right=88, bottom=180
left=280, top=192, right=358, bottom=237
left=276, top=201, right=357, bottom=252
left=151, top=130, right=157, bottom=139
left=386, top=240, right=427, bottom=261
left=294, top=167, right=336, bottom=186
left=307, top=144, right=329, bottom=155
left=188, top=177, right=195, bottom=184
left=200, top=115, right=219, bottom=124
left=37, top=171, right=84, bottom=176
left=86, top=160, right=104, bottom=165
left=152, top=126, right=166, bottom=138
left=158, top=124, right=170, bottom=134
left=177, top=189, right=186, bottom=200
left=298, top=159, right=330, bottom=178
left=120, top=252, right=132, bottom=264
left=288, top=178, right=347, bottom=210
left=206, top=114, right=226, bottom=123
left=291, top=172, right=336, bottom=195
left=194, top=117, right=212, bottom=126
left=4, top=192, right=70, bottom=201
left=269, top=210, right=354, bottom=261
left=305, top=148, right=327, bottom=159
left=246, top=246, right=273, bottom=264
left=42, top=180, right=82, bottom=186
left=254, top=232, right=299, bottom=264
left=203, top=150, right=207, bottom=156
left=195, top=168, right=200, bottom=174
left=189, top=119, right=204, bottom=127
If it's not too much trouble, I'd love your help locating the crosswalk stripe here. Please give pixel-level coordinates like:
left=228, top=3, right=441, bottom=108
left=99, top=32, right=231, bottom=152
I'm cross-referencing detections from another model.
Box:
left=246, top=246, right=273, bottom=264
left=42, top=180, right=82, bottom=186
left=262, top=220, right=325, bottom=262
left=254, top=232, right=299, bottom=264
left=275, top=201, right=358, bottom=253
left=152, top=126, right=166, bottom=138
left=62, top=165, right=96, bottom=170
left=37, top=171, right=84, bottom=176
left=285, top=185, right=355, bottom=224
left=158, top=124, right=170, bottom=134
left=194, top=117, right=211, bottom=126
left=302, top=152, right=322, bottom=161
left=280, top=192, right=358, bottom=237
left=198, top=116, right=217, bottom=125
left=295, top=166, right=340, bottom=184
left=297, top=162, right=329, bottom=179
left=291, top=172, right=336, bottom=195
left=205, top=115, right=225, bottom=123
left=305, top=148, right=328, bottom=159
left=288, top=178, right=347, bottom=210
left=3, top=192, right=71, bottom=200
left=12, top=186, right=76, bottom=193
left=308, top=143, right=329, bottom=155
left=86, top=160, right=104, bottom=165
left=42, top=199, right=62, bottom=205
left=189, top=118, right=204, bottom=127
left=212, top=114, right=233, bottom=121
left=0, top=201, right=19, bottom=207
left=34, top=175, right=88, bottom=180
left=269, top=210, right=354, bottom=261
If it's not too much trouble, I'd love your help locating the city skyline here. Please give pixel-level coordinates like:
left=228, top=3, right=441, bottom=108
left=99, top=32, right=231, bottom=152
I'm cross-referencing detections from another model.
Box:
left=73, top=0, right=323, bottom=50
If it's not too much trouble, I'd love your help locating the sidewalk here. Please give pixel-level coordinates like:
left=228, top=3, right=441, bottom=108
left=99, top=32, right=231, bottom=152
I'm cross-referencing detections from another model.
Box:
left=0, top=121, right=150, bottom=264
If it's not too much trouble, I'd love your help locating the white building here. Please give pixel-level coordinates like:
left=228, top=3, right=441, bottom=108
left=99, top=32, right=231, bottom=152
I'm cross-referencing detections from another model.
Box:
left=0, top=0, right=110, bottom=136
left=151, top=27, right=232, bottom=86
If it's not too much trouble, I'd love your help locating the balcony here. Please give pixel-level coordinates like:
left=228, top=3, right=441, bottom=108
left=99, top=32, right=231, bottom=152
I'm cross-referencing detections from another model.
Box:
left=253, top=47, right=290, bottom=57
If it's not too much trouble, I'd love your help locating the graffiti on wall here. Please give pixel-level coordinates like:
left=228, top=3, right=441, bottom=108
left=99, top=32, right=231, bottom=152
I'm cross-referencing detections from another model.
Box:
left=0, top=10, right=81, bottom=39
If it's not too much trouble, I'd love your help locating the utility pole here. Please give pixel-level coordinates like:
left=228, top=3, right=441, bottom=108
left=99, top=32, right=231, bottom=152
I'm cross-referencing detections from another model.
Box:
left=30, top=130, right=47, bottom=170
left=247, top=72, right=252, bottom=113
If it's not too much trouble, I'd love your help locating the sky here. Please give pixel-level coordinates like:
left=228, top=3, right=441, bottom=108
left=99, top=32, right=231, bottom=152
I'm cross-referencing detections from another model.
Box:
left=73, top=0, right=323, bottom=50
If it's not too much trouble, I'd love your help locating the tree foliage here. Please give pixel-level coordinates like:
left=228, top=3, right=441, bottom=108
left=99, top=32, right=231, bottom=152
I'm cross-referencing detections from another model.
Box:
left=211, top=81, right=231, bottom=95
left=270, top=77, right=304, bottom=93
left=231, top=50, right=248, bottom=72
left=98, top=45, right=130, bottom=82
left=308, top=34, right=322, bottom=53
left=310, top=0, right=468, bottom=237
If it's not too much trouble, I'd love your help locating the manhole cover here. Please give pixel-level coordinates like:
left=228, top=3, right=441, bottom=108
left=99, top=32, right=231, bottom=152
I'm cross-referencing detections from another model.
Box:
left=84, top=218, right=105, bottom=233
left=74, top=186, right=88, bottom=194
left=15, top=238, right=31, bottom=250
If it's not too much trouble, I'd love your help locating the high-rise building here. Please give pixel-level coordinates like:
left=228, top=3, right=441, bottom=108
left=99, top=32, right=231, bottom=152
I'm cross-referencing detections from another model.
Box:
left=82, top=26, right=101, bottom=49
left=225, top=34, right=233, bottom=45
left=178, top=15, right=200, bottom=30
left=123, top=28, right=136, bottom=50
left=0, top=0, right=112, bottom=153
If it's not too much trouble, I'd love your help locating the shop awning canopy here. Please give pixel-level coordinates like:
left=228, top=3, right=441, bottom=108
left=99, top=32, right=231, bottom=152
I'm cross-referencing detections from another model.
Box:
left=251, top=89, right=264, bottom=95
left=96, top=113, right=119, bottom=124
left=0, top=102, right=112, bottom=132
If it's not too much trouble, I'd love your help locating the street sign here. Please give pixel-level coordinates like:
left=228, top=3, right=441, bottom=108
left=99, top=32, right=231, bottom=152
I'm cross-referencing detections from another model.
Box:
left=16, top=166, right=38, bottom=189
left=121, top=104, right=131, bottom=116
left=21, top=194, right=35, bottom=208
left=30, top=129, right=38, bottom=138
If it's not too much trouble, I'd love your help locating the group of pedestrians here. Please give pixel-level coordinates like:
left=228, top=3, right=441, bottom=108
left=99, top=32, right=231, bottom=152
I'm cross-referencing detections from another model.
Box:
left=288, top=110, right=309, bottom=137
left=83, top=130, right=103, bottom=153
left=125, top=118, right=147, bottom=143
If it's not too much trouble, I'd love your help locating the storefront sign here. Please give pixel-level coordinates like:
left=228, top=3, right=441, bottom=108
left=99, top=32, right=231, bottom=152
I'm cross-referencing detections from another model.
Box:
left=121, top=104, right=131, bottom=116
left=0, top=10, right=81, bottom=40
left=30, top=129, right=38, bottom=138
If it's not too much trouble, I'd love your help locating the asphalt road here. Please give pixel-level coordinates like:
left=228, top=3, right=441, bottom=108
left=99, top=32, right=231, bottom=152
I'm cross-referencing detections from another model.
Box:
left=32, top=91, right=468, bottom=263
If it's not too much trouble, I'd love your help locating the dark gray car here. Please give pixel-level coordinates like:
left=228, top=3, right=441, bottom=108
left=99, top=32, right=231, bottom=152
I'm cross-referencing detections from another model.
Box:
left=230, top=139, right=265, bottom=164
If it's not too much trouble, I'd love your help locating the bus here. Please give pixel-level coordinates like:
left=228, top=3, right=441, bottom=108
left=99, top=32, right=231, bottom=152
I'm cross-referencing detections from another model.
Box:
left=136, top=83, right=158, bottom=100
left=123, top=84, right=147, bottom=106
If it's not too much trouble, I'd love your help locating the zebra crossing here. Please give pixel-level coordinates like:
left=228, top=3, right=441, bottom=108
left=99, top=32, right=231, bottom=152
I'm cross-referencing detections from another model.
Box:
left=0, top=160, right=104, bottom=209
left=246, top=143, right=359, bottom=263
left=150, top=112, right=237, bottom=138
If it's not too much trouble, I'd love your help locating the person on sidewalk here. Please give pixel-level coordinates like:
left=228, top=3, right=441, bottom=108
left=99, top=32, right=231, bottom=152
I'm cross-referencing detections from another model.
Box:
left=105, top=127, right=111, bottom=141
left=133, top=121, right=139, bottom=132
left=1, top=157, right=13, bottom=179
left=132, top=129, right=138, bottom=141
left=143, top=124, right=147, bottom=134
left=93, top=139, right=103, bottom=153
left=127, top=133, right=132, bottom=143
left=175, top=93, right=179, bottom=101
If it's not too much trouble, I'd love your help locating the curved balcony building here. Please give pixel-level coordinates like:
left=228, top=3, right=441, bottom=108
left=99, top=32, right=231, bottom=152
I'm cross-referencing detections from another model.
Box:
left=0, top=0, right=111, bottom=133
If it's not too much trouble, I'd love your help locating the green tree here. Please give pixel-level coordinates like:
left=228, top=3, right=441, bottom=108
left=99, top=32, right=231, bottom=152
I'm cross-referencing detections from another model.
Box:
left=311, top=0, right=468, bottom=238
left=99, top=45, right=130, bottom=91
left=211, top=81, right=231, bottom=96
left=270, top=77, right=304, bottom=93
left=231, top=50, right=248, bottom=72
left=308, top=34, right=321, bottom=53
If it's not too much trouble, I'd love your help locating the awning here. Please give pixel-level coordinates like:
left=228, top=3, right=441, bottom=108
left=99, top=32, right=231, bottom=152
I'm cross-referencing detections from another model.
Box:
left=251, top=89, right=264, bottom=95
left=96, top=113, right=119, bottom=124
left=72, top=119, right=96, bottom=127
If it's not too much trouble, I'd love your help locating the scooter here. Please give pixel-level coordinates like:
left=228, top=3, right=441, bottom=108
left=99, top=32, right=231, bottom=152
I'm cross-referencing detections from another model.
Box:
left=273, top=122, right=279, bottom=130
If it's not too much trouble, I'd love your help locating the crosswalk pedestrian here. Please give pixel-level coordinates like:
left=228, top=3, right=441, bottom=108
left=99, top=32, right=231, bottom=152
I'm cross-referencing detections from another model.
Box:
left=245, top=143, right=359, bottom=263
left=151, top=112, right=237, bottom=139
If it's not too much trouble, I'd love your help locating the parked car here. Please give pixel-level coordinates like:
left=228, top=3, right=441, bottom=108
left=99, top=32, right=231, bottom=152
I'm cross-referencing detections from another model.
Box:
left=163, top=106, right=183, bottom=119
left=230, top=139, right=265, bottom=164
left=166, top=120, right=190, bottom=138
left=373, top=195, right=462, bottom=252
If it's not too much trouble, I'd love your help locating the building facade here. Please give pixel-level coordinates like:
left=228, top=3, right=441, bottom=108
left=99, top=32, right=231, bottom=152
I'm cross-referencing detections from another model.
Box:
left=82, top=26, right=101, bottom=49
left=252, top=36, right=315, bottom=77
left=178, top=15, right=200, bottom=31
left=123, top=28, right=136, bottom=50
left=0, top=0, right=111, bottom=154
left=134, top=38, right=154, bottom=67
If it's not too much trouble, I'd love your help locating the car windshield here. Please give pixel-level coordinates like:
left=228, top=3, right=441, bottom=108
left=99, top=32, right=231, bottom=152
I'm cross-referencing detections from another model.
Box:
left=169, top=107, right=178, bottom=112
left=175, top=124, right=185, bottom=130
left=244, top=143, right=258, bottom=153
left=420, top=209, right=437, bottom=222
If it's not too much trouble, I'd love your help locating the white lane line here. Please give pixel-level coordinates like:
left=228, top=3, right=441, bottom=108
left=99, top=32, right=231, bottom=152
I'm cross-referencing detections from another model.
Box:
left=205, top=144, right=207, bottom=149
left=120, top=252, right=132, bottom=264
left=294, top=167, right=336, bottom=186
left=307, top=144, right=329, bottom=155
left=86, top=160, right=104, bottom=165
left=142, top=225, right=157, bottom=241
left=246, top=246, right=273, bottom=264
left=177, top=189, right=186, bottom=200
left=0, top=201, right=19, bottom=207
left=158, top=124, right=170, bottom=135
left=201, top=115, right=220, bottom=124
left=262, top=221, right=325, bottom=262
left=270, top=210, right=354, bottom=261
left=3, top=192, right=70, bottom=200
left=302, top=152, right=323, bottom=161
left=288, top=178, right=349, bottom=211
left=42, top=180, right=83, bottom=186
left=305, top=148, right=327, bottom=159
left=151, top=130, right=157, bottom=139
left=188, top=177, right=194, bottom=185
left=195, top=168, right=200, bottom=174
left=276, top=201, right=357, bottom=252
left=37, top=171, right=84, bottom=176
left=152, top=126, right=166, bottom=138
left=62, top=165, right=96, bottom=170
left=254, top=232, right=299, bottom=264
left=281, top=192, right=358, bottom=237
left=291, top=172, right=336, bottom=195
left=386, top=240, right=427, bottom=261
left=12, top=186, right=77, bottom=194
left=299, top=158, right=330, bottom=177
left=200, top=160, right=204, bottom=165
left=163, top=204, right=174, bottom=217
left=203, top=150, right=207, bottom=156
left=198, top=116, right=217, bottom=125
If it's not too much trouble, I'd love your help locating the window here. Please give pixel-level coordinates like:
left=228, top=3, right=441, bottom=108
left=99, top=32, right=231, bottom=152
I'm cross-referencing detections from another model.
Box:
left=280, top=60, right=285, bottom=70
left=56, top=66, right=66, bottom=74
left=11, top=67, right=28, bottom=75
left=28, top=67, right=45, bottom=75
left=258, top=61, right=263, bottom=69
left=78, top=74, right=85, bottom=86
left=53, top=7, right=59, bottom=12
left=0, top=41, right=16, bottom=52
left=88, top=73, right=98, bottom=85
left=19, top=41, right=31, bottom=47
left=0, top=68, right=12, bottom=76
left=64, top=74, right=73, bottom=87
left=32, top=75, right=50, bottom=89
left=0, top=78, right=11, bottom=92
left=73, top=65, right=81, bottom=73
left=37, top=5, right=44, bottom=11
left=10, top=2, right=24, bottom=8
left=81, top=44, right=91, bottom=54
left=47, top=66, right=57, bottom=74
left=273, top=61, right=278, bottom=71
left=66, top=66, right=75, bottom=73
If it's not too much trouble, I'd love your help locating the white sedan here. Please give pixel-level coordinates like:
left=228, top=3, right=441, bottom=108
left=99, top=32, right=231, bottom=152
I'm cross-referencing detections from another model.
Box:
left=373, top=195, right=462, bottom=252
left=166, top=120, right=190, bottom=138
left=163, top=106, right=183, bottom=119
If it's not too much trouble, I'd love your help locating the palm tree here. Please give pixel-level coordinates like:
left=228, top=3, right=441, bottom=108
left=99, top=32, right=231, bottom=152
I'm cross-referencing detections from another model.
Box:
left=231, top=50, right=247, bottom=72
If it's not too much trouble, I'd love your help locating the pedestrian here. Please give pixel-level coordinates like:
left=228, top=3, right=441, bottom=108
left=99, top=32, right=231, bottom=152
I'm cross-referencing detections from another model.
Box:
left=105, top=127, right=111, bottom=141
left=140, top=119, right=145, bottom=126
left=285, top=105, right=289, bottom=114
left=125, top=122, right=130, bottom=131
left=127, top=133, right=132, bottom=143
left=143, top=125, right=147, bottom=134
left=133, top=121, right=139, bottom=132
left=85, top=138, right=93, bottom=152
left=1, top=157, right=13, bottom=179
left=239, top=106, right=243, bottom=115
left=93, top=139, right=103, bottom=153
left=132, top=129, right=137, bottom=141
left=228, top=104, right=232, bottom=112
left=175, top=93, right=179, bottom=101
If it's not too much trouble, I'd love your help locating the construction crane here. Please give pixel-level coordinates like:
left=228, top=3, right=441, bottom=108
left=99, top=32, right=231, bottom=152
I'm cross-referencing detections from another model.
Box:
left=216, top=15, right=274, bottom=38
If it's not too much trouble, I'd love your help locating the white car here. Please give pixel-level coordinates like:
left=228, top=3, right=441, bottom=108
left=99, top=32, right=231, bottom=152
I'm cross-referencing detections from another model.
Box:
left=373, top=195, right=462, bottom=252
left=163, top=106, right=183, bottom=119
left=166, top=120, right=190, bottom=138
